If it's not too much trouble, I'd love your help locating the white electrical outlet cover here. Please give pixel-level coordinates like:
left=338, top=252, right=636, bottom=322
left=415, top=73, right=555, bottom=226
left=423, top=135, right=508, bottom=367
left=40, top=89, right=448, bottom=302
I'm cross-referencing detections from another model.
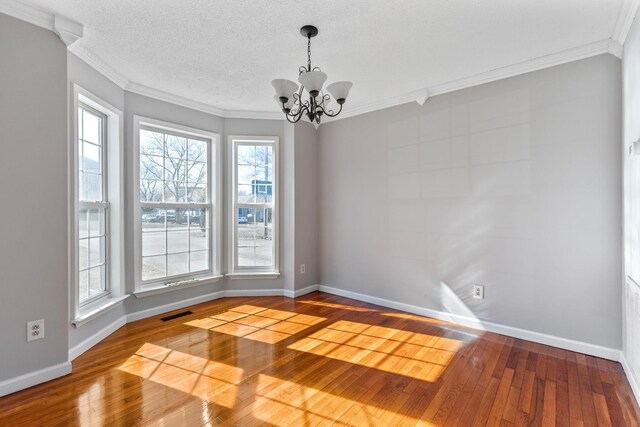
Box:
left=26, top=319, right=44, bottom=342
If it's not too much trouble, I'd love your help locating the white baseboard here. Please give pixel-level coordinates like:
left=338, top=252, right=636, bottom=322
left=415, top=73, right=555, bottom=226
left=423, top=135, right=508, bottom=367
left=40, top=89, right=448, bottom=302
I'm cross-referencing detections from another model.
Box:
left=69, top=316, right=127, bottom=361
left=621, top=353, right=640, bottom=406
left=318, top=285, right=621, bottom=361
left=0, top=362, right=72, bottom=397
left=284, top=284, right=319, bottom=298
left=224, top=288, right=285, bottom=297
left=126, top=290, right=226, bottom=322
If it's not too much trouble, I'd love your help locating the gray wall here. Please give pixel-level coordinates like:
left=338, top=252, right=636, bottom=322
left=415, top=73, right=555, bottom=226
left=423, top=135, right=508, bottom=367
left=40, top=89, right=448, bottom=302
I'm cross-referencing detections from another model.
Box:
left=294, top=122, right=319, bottom=289
left=0, top=14, right=69, bottom=380
left=318, top=54, right=623, bottom=349
left=623, top=11, right=640, bottom=393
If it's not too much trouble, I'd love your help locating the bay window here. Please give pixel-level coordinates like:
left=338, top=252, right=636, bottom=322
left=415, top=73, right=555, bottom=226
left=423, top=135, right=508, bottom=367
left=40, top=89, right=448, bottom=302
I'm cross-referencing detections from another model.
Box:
left=134, top=117, right=220, bottom=293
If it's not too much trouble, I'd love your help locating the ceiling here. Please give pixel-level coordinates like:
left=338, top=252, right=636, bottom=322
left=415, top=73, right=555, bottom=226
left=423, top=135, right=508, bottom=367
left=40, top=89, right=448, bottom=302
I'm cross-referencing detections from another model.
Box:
left=7, top=0, right=633, bottom=115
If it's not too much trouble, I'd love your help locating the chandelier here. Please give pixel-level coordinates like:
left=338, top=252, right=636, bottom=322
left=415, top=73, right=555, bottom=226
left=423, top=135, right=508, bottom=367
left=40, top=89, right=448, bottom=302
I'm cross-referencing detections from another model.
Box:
left=271, top=25, right=353, bottom=125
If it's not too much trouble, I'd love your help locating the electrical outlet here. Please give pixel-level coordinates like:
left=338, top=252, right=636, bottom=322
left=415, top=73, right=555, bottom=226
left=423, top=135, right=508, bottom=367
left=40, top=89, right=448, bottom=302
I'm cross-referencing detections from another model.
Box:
left=473, top=284, right=484, bottom=300
left=27, top=319, right=44, bottom=342
left=300, top=264, right=306, bottom=274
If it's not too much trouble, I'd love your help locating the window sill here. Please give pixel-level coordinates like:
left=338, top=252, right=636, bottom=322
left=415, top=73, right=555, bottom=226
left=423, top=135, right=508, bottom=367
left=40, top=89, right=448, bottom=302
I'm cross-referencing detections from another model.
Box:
left=73, top=295, right=129, bottom=328
left=227, top=272, right=280, bottom=280
left=133, top=275, right=223, bottom=298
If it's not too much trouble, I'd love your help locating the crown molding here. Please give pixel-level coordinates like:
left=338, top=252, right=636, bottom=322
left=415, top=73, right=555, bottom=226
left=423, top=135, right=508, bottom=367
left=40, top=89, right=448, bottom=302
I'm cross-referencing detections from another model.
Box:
left=53, top=15, right=83, bottom=47
left=0, top=1, right=629, bottom=124
left=0, top=0, right=53, bottom=31
left=612, top=0, right=640, bottom=44
left=68, top=44, right=129, bottom=89
left=325, top=38, right=619, bottom=123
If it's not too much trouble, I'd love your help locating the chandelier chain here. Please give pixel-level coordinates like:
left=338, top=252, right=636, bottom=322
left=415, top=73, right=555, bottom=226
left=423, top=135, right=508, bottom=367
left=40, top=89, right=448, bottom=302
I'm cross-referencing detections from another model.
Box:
left=307, top=35, right=311, bottom=71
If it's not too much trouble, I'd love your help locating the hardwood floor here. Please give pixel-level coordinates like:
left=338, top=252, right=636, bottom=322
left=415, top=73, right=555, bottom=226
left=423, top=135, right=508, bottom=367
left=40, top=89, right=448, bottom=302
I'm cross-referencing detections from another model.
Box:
left=0, top=292, right=638, bottom=426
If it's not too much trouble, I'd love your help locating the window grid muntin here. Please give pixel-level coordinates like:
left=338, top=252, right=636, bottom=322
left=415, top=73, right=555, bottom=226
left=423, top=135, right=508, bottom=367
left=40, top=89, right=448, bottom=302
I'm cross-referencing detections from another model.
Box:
left=78, top=103, right=110, bottom=306
left=139, top=125, right=213, bottom=285
left=233, top=140, right=276, bottom=271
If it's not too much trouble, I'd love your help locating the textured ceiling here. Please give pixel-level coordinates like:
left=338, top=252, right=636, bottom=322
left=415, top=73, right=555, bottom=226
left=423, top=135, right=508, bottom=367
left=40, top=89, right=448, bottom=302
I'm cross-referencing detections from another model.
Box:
left=16, top=0, right=625, bottom=113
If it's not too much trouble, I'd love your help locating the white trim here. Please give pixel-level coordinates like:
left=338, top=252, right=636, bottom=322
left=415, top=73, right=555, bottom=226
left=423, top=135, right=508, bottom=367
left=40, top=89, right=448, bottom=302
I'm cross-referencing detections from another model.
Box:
left=227, top=273, right=280, bottom=280
left=126, top=82, right=283, bottom=120
left=127, top=82, right=226, bottom=116
left=228, top=136, right=280, bottom=276
left=126, top=290, right=226, bottom=322
left=613, top=0, right=640, bottom=44
left=69, top=316, right=126, bottom=361
left=71, top=85, right=125, bottom=321
left=132, top=116, right=222, bottom=291
left=224, top=288, right=285, bottom=297
left=621, top=353, right=640, bottom=406
left=284, top=284, right=319, bottom=298
left=72, top=295, right=128, bottom=327
left=0, top=1, right=628, bottom=122
left=69, top=45, right=129, bottom=89
left=133, top=276, right=223, bottom=298
left=0, top=362, right=72, bottom=398
left=53, top=15, right=82, bottom=47
left=0, top=0, right=54, bottom=31
left=318, top=285, right=621, bottom=361
left=325, top=39, right=622, bottom=123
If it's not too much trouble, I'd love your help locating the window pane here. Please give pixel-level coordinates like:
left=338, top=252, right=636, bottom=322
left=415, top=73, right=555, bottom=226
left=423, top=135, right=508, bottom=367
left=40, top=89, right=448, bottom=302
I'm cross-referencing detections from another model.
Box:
left=79, top=270, right=88, bottom=302
left=140, top=154, right=163, bottom=180
left=140, top=179, right=162, bottom=202
left=165, top=135, right=186, bottom=159
left=238, top=165, right=255, bottom=185
left=79, top=209, right=89, bottom=239
left=142, top=255, right=166, bottom=281
left=188, top=139, right=206, bottom=162
left=164, top=158, right=186, bottom=183
left=79, top=238, right=88, bottom=271
left=167, top=253, right=189, bottom=277
left=167, top=230, right=188, bottom=253
left=237, top=145, right=255, bottom=165
left=82, top=110, right=101, bottom=144
left=164, top=181, right=185, bottom=202
left=82, top=142, right=101, bottom=173
left=88, top=266, right=104, bottom=298
left=88, top=236, right=105, bottom=267
left=143, top=232, right=165, bottom=257
left=190, top=228, right=208, bottom=251
left=187, top=183, right=207, bottom=203
left=89, top=208, right=104, bottom=236
left=187, top=161, right=207, bottom=183
left=82, top=172, right=102, bottom=201
left=140, top=130, right=164, bottom=156
left=235, top=206, right=274, bottom=268
left=190, top=250, right=209, bottom=272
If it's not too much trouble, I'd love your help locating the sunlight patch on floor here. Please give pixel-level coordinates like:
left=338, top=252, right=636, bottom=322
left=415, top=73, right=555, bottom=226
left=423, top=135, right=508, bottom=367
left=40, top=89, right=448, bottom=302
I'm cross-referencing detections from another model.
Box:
left=297, top=300, right=376, bottom=312
left=184, top=305, right=326, bottom=344
left=287, top=320, right=462, bottom=382
left=118, top=342, right=243, bottom=408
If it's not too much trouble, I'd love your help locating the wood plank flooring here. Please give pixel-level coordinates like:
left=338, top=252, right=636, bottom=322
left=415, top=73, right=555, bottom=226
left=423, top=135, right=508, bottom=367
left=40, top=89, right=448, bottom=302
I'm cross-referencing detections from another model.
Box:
left=0, top=292, right=638, bottom=426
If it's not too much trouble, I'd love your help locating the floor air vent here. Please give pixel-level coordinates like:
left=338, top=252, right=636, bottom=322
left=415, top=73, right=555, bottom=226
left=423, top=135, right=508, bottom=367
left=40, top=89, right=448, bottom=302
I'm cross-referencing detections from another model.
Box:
left=161, top=311, right=193, bottom=321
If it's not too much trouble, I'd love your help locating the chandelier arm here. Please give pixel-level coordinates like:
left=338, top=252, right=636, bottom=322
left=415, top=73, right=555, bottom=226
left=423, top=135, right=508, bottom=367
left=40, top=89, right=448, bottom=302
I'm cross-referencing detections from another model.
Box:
left=285, top=103, right=308, bottom=123
left=317, top=103, right=343, bottom=118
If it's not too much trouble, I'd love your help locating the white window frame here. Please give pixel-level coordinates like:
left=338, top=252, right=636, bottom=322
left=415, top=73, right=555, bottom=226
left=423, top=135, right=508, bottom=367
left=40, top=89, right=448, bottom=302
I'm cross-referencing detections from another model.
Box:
left=228, top=136, right=280, bottom=278
left=71, top=85, right=126, bottom=327
left=133, top=116, right=222, bottom=297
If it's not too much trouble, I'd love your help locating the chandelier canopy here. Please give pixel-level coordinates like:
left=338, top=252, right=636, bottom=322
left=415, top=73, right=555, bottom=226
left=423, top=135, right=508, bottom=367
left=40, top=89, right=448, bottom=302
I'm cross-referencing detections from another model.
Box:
left=271, top=25, right=353, bottom=125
